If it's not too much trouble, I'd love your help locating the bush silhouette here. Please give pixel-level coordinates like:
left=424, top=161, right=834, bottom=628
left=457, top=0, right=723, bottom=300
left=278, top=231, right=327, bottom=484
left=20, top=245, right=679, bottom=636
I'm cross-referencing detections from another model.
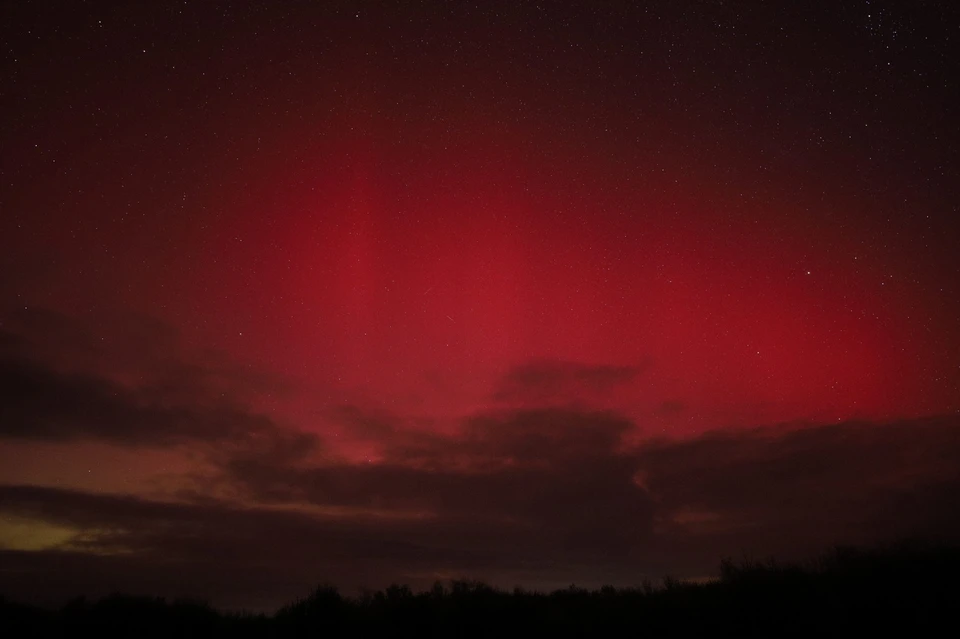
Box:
left=2, top=542, right=959, bottom=637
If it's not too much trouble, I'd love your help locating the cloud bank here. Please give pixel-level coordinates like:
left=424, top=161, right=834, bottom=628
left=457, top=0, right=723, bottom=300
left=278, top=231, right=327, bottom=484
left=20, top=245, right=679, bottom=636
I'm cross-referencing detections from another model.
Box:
left=1, top=306, right=958, bottom=609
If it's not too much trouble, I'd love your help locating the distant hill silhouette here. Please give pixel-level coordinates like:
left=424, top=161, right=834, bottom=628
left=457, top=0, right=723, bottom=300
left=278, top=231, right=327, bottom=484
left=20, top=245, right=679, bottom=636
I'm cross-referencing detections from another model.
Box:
left=2, top=542, right=958, bottom=637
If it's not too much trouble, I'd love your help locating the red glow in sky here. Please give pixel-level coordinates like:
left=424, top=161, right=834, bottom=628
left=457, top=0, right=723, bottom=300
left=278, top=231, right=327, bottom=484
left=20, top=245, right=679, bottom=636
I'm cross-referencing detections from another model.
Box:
left=1, top=0, right=958, bottom=610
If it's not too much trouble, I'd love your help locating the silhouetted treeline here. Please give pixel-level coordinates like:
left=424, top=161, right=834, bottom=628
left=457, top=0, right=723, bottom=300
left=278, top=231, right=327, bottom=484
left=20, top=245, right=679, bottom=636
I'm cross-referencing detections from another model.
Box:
left=3, top=543, right=959, bottom=638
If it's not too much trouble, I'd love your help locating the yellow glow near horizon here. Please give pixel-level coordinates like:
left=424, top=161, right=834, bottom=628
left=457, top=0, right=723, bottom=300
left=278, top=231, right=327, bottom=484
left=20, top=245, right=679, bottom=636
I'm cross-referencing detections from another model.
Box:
left=0, top=514, right=130, bottom=555
left=0, top=514, right=79, bottom=551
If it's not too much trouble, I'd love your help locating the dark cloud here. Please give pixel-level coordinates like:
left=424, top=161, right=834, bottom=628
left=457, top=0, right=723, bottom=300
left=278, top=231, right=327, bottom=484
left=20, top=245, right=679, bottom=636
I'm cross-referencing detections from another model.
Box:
left=3, top=415, right=960, bottom=609
left=1, top=306, right=289, bottom=402
left=492, top=358, right=647, bottom=405
left=226, top=407, right=960, bottom=580
left=0, top=484, right=466, bottom=610
left=0, top=307, right=310, bottom=454
left=460, top=407, right=633, bottom=463
left=0, top=483, right=638, bottom=610
left=251, top=410, right=960, bottom=568
left=0, top=353, right=268, bottom=445
left=635, top=415, right=960, bottom=564
left=3, top=313, right=959, bottom=609
left=229, top=408, right=651, bottom=556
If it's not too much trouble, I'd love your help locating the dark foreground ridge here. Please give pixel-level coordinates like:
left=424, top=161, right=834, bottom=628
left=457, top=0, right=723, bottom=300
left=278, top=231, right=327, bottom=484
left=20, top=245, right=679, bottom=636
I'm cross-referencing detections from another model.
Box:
left=2, top=543, right=958, bottom=638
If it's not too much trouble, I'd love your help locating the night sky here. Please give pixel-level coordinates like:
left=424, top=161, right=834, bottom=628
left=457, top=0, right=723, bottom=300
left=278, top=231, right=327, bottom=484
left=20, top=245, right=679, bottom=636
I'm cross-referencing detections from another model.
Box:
left=2, top=0, right=959, bottom=611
